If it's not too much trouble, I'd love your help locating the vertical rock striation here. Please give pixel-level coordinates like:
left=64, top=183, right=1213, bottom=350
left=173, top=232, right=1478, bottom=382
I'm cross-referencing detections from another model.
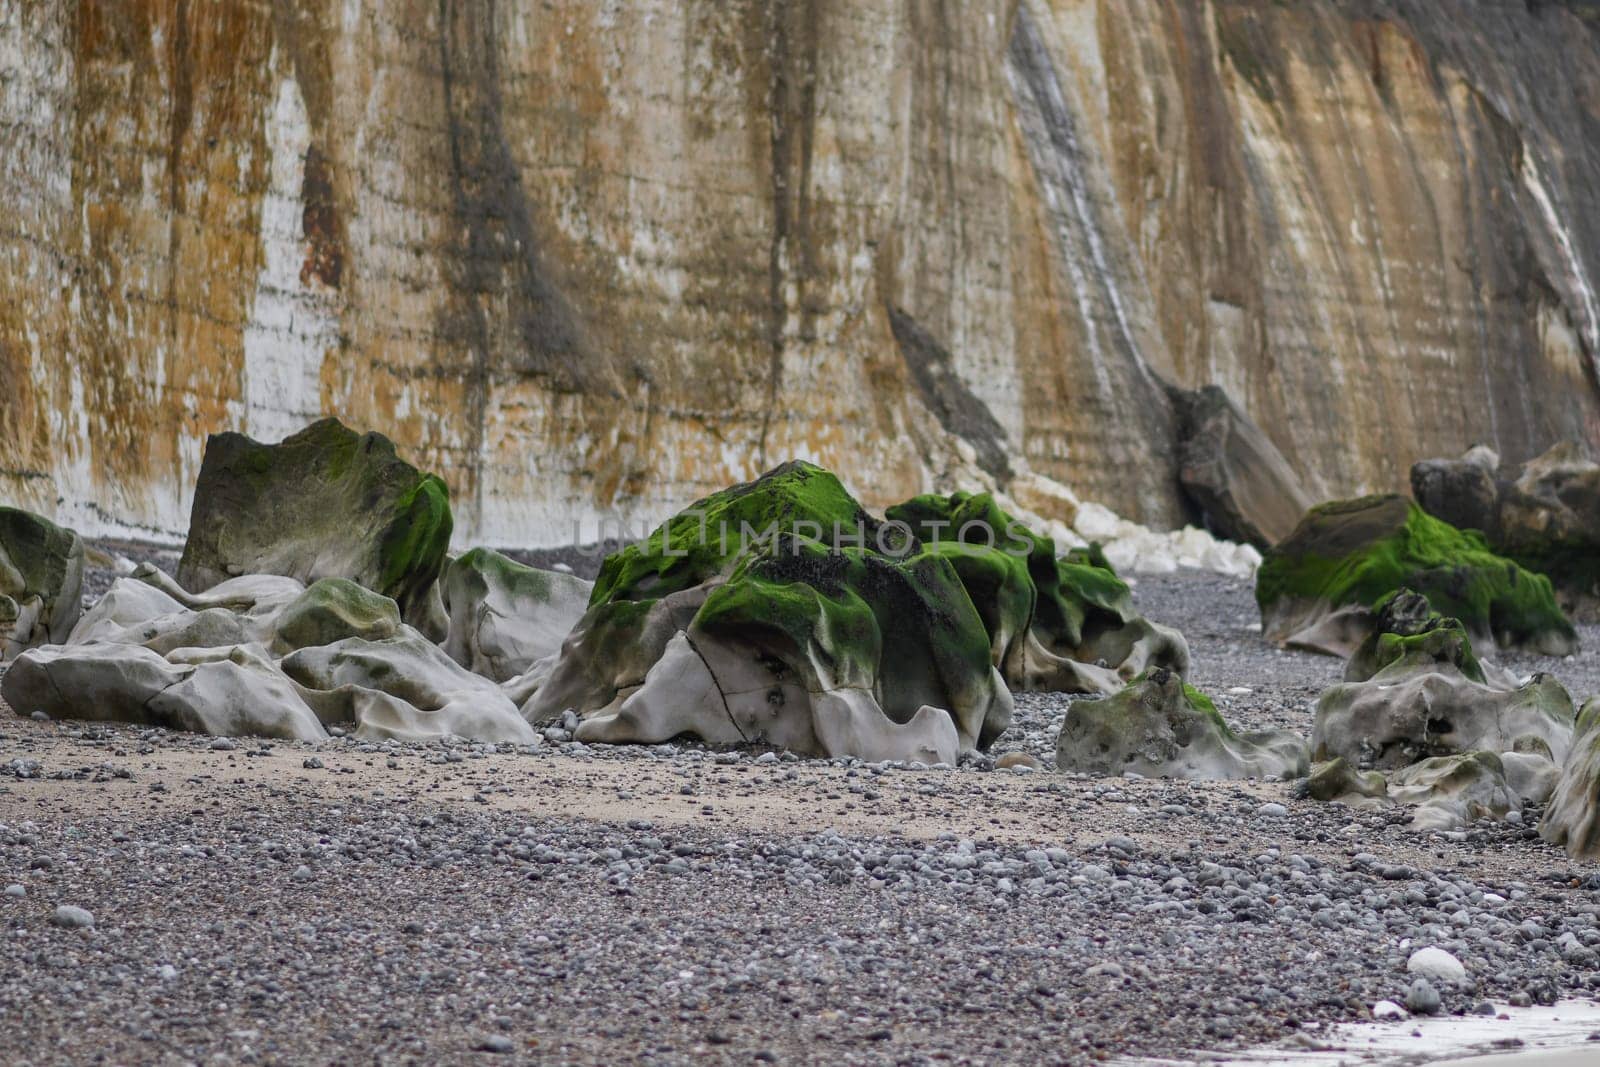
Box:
left=4, top=1, right=1600, bottom=545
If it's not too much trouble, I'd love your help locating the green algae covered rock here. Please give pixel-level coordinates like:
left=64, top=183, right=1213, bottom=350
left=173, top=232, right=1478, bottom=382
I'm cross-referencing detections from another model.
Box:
left=0, top=506, right=85, bottom=660
left=1343, top=589, right=1486, bottom=685
left=527, top=462, right=1012, bottom=762
left=1054, top=667, right=1306, bottom=780
left=1256, top=494, right=1575, bottom=658
left=440, top=548, right=592, bottom=682
left=885, top=491, right=1187, bottom=694
left=177, top=419, right=452, bottom=641
left=272, top=578, right=401, bottom=654
left=1304, top=585, right=1571, bottom=828
left=1312, top=589, right=1574, bottom=773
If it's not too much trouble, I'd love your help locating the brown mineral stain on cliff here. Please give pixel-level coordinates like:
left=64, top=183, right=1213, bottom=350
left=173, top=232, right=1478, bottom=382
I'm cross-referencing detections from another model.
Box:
left=3, top=0, right=1600, bottom=544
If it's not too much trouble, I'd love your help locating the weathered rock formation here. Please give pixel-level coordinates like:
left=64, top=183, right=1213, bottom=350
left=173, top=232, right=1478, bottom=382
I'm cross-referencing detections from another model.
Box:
left=0, top=507, right=84, bottom=660
left=1414, top=442, right=1600, bottom=617
left=1256, top=495, right=1576, bottom=657
left=440, top=548, right=592, bottom=684
left=6, top=2, right=1600, bottom=546
left=1, top=567, right=535, bottom=743
left=177, top=419, right=452, bottom=640
left=527, top=461, right=1014, bottom=764
left=1541, top=697, right=1600, bottom=861
left=1174, top=386, right=1313, bottom=549
left=884, top=491, right=1188, bottom=695
left=1304, top=593, right=1574, bottom=831
left=1054, top=668, right=1306, bottom=780
left=1410, top=446, right=1504, bottom=543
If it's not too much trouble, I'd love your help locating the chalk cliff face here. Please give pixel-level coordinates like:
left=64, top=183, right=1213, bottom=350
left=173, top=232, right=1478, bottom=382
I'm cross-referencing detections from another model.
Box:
left=4, top=1, right=1600, bottom=545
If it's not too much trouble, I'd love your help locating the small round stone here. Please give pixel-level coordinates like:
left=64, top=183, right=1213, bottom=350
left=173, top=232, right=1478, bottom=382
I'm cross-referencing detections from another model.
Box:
left=1405, top=978, right=1441, bottom=1015
left=1406, top=947, right=1466, bottom=985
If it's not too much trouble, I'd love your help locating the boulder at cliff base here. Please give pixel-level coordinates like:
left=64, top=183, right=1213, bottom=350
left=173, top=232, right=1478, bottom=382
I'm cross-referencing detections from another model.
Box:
left=1255, top=494, right=1575, bottom=657
left=1175, top=384, right=1314, bottom=549
left=177, top=418, right=453, bottom=641
left=0, top=506, right=84, bottom=661
left=1412, top=442, right=1600, bottom=620
left=525, top=461, right=1013, bottom=764
left=1054, top=667, right=1306, bottom=780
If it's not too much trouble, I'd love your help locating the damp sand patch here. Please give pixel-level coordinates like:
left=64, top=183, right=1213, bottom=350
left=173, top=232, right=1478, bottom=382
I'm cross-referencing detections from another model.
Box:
left=1122, top=999, right=1600, bottom=1066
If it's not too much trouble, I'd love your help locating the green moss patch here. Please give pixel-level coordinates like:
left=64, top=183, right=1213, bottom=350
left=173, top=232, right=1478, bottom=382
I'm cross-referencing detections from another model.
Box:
left=565, top=463, right=1009, bottom=749
left=177, top=418, right=453, bottom=639
left=1257, top=494, right=1575, bottom=653
left=885, top=490, right=1136, bottom=658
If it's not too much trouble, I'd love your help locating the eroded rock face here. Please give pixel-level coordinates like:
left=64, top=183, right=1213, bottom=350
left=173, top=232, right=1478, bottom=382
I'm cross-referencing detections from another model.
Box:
left=8, top=2, right=1600, bottom=550
left=1313, top=613, right=1573, bottom=778
left=527, top=462, right=1012, bottom=763
left=440, top=549, right=592, bottom=683
left=177, top=419, right=452, bottom=641
left=1174, top=385, right=1313, bottom=549
left=2, top=641, right=327, bottom=741
left=1054, top=668, right=1306, bottom=780
left=282, top=632, right=534, bottom=745
left=1540, top=698, right=1600, bottom=861
left=1388, top=752, right=1521, bottom=834
left=1304, top=595, right=1570, bottom=831
left=0, top=507, right=84, bottom=660
left=1256, top=495, right=1576, bottom=657
left=1412, top=442, right=1600, bottom=618
left=885, top=491, right=1188, bottom=696
left=1409, top=446, right=1502, bottom=542
left=1, top=569, right=532, bottom=744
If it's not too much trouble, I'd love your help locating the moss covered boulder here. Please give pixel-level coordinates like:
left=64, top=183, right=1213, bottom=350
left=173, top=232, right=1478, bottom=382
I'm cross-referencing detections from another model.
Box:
left=1342, top=589, right=1486, bottom=686
left=440, top=549, right=592, bottom=683
left=271, top=578, right=402, bottom=654
left=1054, top=667, right=1306, bottom=780
left=526, top=461, right=1011, bottom=762
left=1256, top=494, right=1576, bottom=658
left=1312, top=592, right=1573, bottom=786
left=0, top=506, right=85, bottom=660
left=884, top=491, right=1187, bottom=694
left=1412, top=443, right=1600, bottom=620
left=1304, top=588, right=1571, bottom=830
left=177, top=419, right=452, bottom=641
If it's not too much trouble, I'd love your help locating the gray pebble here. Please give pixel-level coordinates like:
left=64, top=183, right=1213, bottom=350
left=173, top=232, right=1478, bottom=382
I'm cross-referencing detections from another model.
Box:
left=1405, top=978, right=1441, bottom=1015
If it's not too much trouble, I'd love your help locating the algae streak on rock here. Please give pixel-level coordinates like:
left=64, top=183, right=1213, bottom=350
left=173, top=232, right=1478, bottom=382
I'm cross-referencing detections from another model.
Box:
left=4, top=2, right=1600, bottom=546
